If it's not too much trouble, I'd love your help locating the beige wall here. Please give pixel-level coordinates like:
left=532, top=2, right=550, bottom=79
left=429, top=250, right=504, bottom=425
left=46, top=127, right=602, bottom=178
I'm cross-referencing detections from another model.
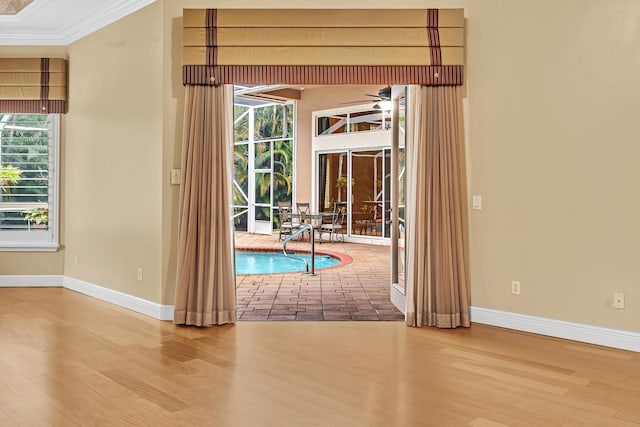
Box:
left=8, top=0, right=637, bottom=333
left=64, top=2, right=163, bottom=302
left=465, top=0, right=640, bottom=331
left=0, top=46, right=67, bottom=275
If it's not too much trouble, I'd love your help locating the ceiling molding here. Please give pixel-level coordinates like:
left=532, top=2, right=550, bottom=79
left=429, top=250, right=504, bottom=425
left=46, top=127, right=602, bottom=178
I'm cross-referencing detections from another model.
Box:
left=0, top=0, right=157, bottom=46
left=0, top=0, right=33, bottom=16
left=59, top=0, right=157, bottom=45
left=0, top=0, right=49, bottom=23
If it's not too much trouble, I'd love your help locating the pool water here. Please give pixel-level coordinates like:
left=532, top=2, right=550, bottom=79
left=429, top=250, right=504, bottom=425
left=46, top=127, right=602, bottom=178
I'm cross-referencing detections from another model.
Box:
left=235, top=251, right=340, bottom=275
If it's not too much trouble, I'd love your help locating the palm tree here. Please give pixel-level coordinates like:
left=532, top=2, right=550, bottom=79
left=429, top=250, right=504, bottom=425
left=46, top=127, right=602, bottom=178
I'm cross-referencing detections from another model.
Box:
left=0, top=165, right=21, bottom=194
left=232, top=103, right=295, bottom=229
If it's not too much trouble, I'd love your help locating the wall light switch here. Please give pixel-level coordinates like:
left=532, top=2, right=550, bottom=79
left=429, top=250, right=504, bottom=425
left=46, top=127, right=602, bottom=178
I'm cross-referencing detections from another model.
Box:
left=472, top=195, right=482, bottom=210
left=170, top=169, right=181, bottom=185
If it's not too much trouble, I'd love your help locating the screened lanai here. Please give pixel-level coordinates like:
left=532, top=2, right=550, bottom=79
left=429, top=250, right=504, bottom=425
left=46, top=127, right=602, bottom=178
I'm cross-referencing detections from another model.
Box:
left=232, top=84, right=404, bottom=244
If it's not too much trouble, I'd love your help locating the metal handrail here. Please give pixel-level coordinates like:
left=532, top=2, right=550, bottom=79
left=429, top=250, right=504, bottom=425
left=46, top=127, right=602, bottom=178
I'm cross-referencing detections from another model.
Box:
left=282, top=224, right=315, bottom=275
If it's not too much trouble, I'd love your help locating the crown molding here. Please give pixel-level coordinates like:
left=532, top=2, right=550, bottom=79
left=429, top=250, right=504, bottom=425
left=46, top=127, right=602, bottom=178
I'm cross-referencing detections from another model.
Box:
left=59, top=0, right=157, bottom=45
left=0, top=0, right=48, bottom=23
left=0, top=0, right=157, bottom=46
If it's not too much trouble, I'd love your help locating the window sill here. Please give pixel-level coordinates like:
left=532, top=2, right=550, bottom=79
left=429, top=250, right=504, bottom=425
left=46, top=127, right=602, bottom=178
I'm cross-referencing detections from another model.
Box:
left=0, top=242, right=60, bottom=252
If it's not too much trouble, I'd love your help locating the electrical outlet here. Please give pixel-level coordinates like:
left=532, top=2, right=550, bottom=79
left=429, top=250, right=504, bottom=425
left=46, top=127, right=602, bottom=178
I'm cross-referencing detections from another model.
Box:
left=472, top=195, right=482, bottom=210
left=511, top=280, right=521, bottom=295
left=137, top=267, right=143, bottom=281
left=74, top=255, right=79, bottom=266
left=613, top=293, right=625, bottom=309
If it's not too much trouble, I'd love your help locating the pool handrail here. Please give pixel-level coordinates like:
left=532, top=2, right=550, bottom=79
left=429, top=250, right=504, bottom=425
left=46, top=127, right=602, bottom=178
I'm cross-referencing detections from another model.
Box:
left=282, top=224, right=315, bottom=275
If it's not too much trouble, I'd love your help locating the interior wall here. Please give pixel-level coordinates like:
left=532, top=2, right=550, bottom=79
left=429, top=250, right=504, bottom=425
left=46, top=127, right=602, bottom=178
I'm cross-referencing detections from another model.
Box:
left=466, top=0, right=640, bottom=331
left=64, top=2, right=163, bottom=302
left=163, top=0, right=640, bottom=334
left=0, top=46, right=68, bottom=275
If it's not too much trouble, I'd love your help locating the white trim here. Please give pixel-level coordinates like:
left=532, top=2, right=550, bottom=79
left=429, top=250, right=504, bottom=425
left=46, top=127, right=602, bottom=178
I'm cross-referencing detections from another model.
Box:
left=0, top=0, right=51, bottom=23
left=57, top=0, right=157, bottom=45
left=390, top=282, right=406, bottom=315
left=0, top=275, right=63, bottom=287
left=0, top=274, right=173, bottom=320
left=160, top=305, right=175, bottom=321
left=1, top=275, right=637, bottom=351
left=63, top=276, right=172, bottom=320
left=471, top=306, right=640, bottom=353
left=0, top=0, right=156, bottom=46
left=0, top=242, right=60, bottom=251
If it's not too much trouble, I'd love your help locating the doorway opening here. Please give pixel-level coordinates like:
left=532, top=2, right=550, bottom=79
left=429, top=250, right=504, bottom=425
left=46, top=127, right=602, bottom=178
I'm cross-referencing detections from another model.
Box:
left=232, top=85, right=407, bottom=321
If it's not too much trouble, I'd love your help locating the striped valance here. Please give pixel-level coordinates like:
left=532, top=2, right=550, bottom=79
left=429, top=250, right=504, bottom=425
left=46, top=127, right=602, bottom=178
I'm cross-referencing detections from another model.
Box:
left=182, top=9, right=465, bottom=86
left=0, top=58, right=68, bottom=114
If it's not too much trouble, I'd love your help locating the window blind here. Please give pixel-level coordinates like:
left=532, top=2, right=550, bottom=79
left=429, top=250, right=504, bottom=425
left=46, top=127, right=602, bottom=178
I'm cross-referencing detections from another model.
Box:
left=0, top=114, right=54, bottom=237
left=0, top=58, right=68, bottom=113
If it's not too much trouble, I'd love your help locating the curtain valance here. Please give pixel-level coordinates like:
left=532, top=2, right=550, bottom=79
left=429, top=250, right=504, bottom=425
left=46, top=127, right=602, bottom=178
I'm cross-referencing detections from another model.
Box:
left=182, top=9, right=465, bottom=86
left=0, top=58, right=68, bottom=113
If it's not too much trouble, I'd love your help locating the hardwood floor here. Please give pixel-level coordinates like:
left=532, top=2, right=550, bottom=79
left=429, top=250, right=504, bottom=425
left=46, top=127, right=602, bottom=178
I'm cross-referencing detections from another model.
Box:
left=1, top=288, right=638, bottom=426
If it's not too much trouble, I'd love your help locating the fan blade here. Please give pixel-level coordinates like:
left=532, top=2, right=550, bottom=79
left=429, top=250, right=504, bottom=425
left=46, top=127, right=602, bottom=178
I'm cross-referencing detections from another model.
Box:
left=339, top=99, right=377, bottom=105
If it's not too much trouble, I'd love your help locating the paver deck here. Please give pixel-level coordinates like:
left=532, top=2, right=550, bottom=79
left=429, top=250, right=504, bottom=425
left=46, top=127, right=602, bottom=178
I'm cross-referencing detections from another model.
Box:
left=234, top=232, right=404, bottom=321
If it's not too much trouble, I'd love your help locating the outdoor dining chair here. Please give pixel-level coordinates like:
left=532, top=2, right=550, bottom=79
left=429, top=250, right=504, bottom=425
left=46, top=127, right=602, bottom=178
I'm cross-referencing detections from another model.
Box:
left=296, top=202, right=316, bottom=240
left=277, top=201, right=300, bottom=241
left=320, top=204, right=346, bottom=243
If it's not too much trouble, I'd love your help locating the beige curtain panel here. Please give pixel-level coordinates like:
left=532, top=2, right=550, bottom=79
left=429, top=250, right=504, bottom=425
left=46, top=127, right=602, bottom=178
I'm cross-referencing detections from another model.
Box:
left=182, top=9, right=465, bottom=86
left=0, top=58, right=68, bottom=113
left=174, top=84, right=237, bottom=327
left=405, top=85, right=470, bottom=328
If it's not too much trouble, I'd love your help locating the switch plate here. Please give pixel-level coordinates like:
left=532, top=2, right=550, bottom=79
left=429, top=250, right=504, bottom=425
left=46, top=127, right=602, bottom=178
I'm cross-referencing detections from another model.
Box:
left=137, top=268, right=143, bottom=281
left=613, top=293, right=625, bottom=309
left=170, top=169, right=181, bottom=185
left=472, top=195, right=482, bottom=210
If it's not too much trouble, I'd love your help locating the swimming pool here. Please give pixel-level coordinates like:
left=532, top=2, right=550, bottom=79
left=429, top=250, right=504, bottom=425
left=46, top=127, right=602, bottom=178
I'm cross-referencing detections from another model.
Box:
left=235, top=250, right=341, bottom=275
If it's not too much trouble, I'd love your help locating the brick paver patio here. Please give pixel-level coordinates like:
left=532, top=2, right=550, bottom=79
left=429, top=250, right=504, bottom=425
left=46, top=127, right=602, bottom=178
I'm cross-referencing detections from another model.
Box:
left=234, top=232, right=404, bottom=321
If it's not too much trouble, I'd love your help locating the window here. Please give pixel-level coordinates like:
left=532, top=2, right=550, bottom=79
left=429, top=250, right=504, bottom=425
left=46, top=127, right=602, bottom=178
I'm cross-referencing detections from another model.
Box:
left=0, top=114, right=59, bottom=250
left=316, top=109, right=390, bottom=136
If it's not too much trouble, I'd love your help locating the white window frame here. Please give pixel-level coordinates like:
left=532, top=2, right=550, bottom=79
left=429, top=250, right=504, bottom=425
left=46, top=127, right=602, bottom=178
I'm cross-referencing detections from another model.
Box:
left=0, top=114, right=60, bottom=251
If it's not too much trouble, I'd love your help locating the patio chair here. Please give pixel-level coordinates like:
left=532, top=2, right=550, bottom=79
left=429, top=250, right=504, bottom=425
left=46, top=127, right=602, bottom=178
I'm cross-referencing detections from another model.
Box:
left=353, top=203, right=375, bottom=235
left=277, top=201, right=300, bottom=241
left=320, top=204, right=346, bottom=243
left=296, top=202, right=316, bottom=240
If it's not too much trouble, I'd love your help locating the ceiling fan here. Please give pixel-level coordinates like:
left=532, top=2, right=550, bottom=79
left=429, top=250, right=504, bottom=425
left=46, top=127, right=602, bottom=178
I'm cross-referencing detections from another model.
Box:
left=341, top=86, right=392, bottom=109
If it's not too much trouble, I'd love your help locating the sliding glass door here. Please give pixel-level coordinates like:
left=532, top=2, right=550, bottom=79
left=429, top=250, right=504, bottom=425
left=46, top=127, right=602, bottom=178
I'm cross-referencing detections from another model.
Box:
left=316, top=151, right=347, bottom=213
left=351, top=149, right=390, bottom=238
left=390, top=85, right=407, bottom=314
left=316, top=149, right=392, bottom=239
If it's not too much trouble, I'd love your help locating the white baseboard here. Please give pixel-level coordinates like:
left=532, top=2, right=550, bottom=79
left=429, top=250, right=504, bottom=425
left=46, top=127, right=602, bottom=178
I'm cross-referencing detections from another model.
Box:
left=159, top=304, right=175, bottom=321
left=63, top=276, right=174, bottom=321
left=0, top=274, right=174, bottom=320
left=0, top=275, right=63, bottom=287
left=1, top=276, right=636, bottom=351
left=471, top=306, right=640, bottom=353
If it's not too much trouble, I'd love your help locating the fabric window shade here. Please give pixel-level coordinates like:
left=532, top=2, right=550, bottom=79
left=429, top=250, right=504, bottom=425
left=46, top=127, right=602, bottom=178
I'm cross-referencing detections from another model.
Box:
left=182, top=9, right=464, bottom=86
left=0, top=58, right=68, bottom=114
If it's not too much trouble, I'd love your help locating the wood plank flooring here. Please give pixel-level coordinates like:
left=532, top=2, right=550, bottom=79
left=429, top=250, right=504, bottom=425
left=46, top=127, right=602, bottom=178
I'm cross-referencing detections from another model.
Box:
left=0, top=287, right=638, bottom=426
